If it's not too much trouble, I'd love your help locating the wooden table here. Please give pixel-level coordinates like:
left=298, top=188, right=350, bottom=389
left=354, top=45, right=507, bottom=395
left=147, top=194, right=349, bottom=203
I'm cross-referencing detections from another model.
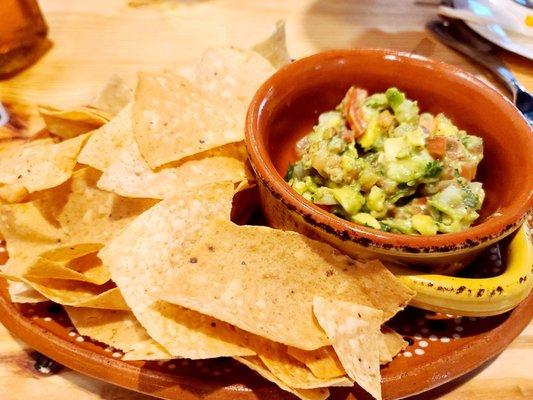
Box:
left=0, top=0, right=532, bottom=399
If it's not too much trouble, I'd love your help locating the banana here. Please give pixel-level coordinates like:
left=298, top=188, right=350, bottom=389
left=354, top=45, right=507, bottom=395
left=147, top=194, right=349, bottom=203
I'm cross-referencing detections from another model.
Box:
left=388, top=223, right=533, bottom=317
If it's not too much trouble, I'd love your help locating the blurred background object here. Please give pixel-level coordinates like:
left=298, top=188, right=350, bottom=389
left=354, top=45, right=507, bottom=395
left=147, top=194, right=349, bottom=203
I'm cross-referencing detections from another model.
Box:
left=0, top=102, right=8, bottom=127
left=0, top=0, right=51, bottom=78
left=428, top=18, right=533, bottom=124
left=441, top=0, right=533, bottom=59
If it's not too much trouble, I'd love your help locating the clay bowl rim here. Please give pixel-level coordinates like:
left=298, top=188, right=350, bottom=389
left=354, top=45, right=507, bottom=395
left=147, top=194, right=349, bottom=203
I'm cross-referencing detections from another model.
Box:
left=245, top=48, right=533, bottom=253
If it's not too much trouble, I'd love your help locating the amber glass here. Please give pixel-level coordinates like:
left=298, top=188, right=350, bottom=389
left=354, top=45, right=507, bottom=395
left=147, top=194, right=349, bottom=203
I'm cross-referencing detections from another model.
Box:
left=0, top=0, right=49, bottom=77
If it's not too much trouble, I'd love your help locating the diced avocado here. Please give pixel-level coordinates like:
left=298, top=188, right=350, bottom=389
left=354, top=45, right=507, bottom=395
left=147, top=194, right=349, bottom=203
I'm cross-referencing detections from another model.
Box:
left=367, top=186, right=386, bottom=212
left=364, top=93, right=388, bottom=110
left=384, top=137, right=409, bottom=160
left=429, top=184, right=463, bottom=207
left=468, top=181, right=485, bottom=208
left=292, top=162, right=308, bottom=180
left=434, top=113, right=459, bottom=137
left=461, top=134, right=483, bottom=154
left=358, top=169, right=379, bottom=191
left=303, top=176, right=318, bottom=193
left=292, top=180, right=307, bottom=194
left=437, top=220, right=463, bottom=233
left=358, top=116, right=382, bottom=150
left=394, top=99, right=419, bottom=124
left=302, top=191, right=313, bottom=201
left=381, top=218, right=413, bottom=234
left=385, top=87, right=405, bottom=110
left=327, top=136, right=346, bottom=153
left=385, top=159, right=425, bottom=183
left=332, top=186, right=365, bottom=215
left=342, top=142, right=358, bottom=158
left=392, top=123, right=414, bottom=138
left=388, top=186, right=415, bottom=204
left=314, top=111, right=344, bottom=141
left=428, top=184, right=469, bottom=222
left=317, top=111, right=344, bottom=130
left=340, top=153, right=357, bottom=172
left=412, top=214, right=438, bottom=235
left=312, top=187, right=337, bottom=205
left=384, top=88, right=419, bottom=124
left=405, top=126, right=425, bottom=147
left=351, top=213, right=381, bottom=229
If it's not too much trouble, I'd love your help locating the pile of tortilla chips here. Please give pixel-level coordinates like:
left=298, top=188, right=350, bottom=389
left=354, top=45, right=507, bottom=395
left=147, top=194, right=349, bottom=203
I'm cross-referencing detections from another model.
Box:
left=0, top=22, right=415, bottom=400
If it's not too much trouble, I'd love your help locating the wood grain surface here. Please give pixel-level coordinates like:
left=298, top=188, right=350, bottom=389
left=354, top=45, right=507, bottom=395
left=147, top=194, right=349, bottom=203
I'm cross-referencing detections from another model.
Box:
left=0, top=0, right=532, bottom=399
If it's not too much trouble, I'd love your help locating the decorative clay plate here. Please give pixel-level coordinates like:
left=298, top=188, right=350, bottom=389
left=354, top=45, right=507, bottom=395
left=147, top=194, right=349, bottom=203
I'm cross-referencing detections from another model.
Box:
left=0, top=223, right=531, bottom=400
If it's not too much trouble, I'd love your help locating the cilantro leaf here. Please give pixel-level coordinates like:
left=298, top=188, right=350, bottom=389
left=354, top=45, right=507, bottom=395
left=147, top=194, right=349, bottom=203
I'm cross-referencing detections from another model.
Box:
left=285, top=163, right=295, bottom=181
left=424, top=160, right=443, bottom=179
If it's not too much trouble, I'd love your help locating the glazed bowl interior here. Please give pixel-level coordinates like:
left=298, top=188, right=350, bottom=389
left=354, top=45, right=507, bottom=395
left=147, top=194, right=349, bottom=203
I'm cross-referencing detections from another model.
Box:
left=247, top=49, right=533, bottom=249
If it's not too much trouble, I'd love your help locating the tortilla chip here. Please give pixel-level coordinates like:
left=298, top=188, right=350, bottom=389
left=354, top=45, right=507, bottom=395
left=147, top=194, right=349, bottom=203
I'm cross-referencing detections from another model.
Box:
left=0, top=168, right=154, bottom=283
left=287, top=347, right=345, bottom=380
left=158, top=220, right=415, bottom=350
left=65, top=307, right=170, bottom=359
left=39, top=105, right=109, bottom=139
left=379, top=328, right=407, bottom=364
left=287, top=330, right=403, bottom=380
left=27, top=279, right=128, bottom=310
left=252, top=20, right=291, bottom=69
left=77, top=103, right=134, bottom=171
left=313, top=297, right=382, bottom=400
left=231, top=181, right=259, bottom=225
left=123, top=340, right=172, bottom=361
left=54, top=168, right=157, bottom=244
left=0, top=138, right=56, bottom=154
left=98, top=140, right=248, bottom=199
left=0, top=97, right=45, bottom=139
left=133, top=72, right=243, bottom=168
left=91, top=75, right=132, bottom=117
left=7, top=280, right=47, bottom=303
left=0, top=133, right=89, bottom=193
left=24, top=252, right=110, bottom=285
left=38, top=243, right=103, bottom=262
left=99, top=182, right=255, bottom=358
left=0, top=183, right=28, bottom=203
left=0, top=201, right=67, bottom=278
left=0, top=139, right=59, bottom=202
left=194, top=47, right=275, bottom=116
left=251, top=340, right=352, bottom=389
left=235, top=357, right=330, bottom=400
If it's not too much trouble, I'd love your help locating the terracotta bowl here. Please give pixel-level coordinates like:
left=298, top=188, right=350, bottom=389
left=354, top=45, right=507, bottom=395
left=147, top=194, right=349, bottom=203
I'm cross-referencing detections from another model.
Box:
left=245, top=49, right=533, bottom=273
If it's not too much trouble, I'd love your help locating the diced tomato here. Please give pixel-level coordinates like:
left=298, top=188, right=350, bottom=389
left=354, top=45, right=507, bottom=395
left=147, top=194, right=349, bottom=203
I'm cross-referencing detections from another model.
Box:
left=343, top=86, right=368, bottom=138
left=341, top=130, right=355, bottom=143
left=413, top=197, right=428, bottom=206
left=342, top=87, right=356, bottom=117
left=460, top=162, right=477, bottom=181
left=426, top=136, right=447, bottom=159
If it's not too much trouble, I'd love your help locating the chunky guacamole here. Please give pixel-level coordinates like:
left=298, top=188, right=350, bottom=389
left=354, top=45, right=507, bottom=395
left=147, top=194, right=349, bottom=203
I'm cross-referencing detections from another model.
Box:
left=286, top=87, right=485, bottom=235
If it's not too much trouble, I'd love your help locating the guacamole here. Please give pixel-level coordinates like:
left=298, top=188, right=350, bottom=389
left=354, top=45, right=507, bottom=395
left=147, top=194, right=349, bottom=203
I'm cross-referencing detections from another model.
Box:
left=286, top=87, right=485, bottom=235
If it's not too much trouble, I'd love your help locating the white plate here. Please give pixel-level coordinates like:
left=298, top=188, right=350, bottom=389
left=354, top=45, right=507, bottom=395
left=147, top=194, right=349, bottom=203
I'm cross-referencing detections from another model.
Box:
left=453, top=0, right=533, bottom=60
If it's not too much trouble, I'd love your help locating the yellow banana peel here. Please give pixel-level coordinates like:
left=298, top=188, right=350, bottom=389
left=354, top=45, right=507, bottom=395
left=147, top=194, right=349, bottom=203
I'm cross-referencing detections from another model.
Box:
left=389, top=223, right=533, bottom=317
